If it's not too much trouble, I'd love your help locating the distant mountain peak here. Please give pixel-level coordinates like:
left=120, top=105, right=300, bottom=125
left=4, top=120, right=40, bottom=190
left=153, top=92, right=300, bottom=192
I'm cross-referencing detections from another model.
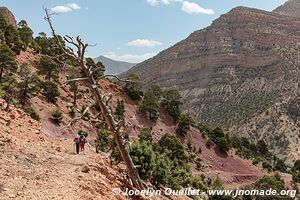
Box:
left=93, top=56, right=136, bottom=75
left=273, top=0, right=300, bottom=18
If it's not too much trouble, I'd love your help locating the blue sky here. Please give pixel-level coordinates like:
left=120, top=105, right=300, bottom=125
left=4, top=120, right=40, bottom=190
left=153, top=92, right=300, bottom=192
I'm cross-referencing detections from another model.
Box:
left=0, top=0, right=287, bottom=63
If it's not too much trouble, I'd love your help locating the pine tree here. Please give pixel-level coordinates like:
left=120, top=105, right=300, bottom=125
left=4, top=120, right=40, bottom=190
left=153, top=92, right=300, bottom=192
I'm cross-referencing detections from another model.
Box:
left=177, top=114, right=193, bottom=135
left=18, top=20, right=33, bottom=47
left=0, top=75, right=17, bottom=111
left=85, top=57, right=105, bottom=79
left=0, top=43, right=17, bottom=82
left=139, top=85, right=162, bottom=121
left=4, top=25, right=24, bottom=54
left=42, top=81, right=60, bottom=103
left=17, top=63, right=41, bottom=104
left=161, top=89, right=182, bottom=121
left=37, top=56, right=59, bottom=81
left=130, top=141, right=156, bottom=180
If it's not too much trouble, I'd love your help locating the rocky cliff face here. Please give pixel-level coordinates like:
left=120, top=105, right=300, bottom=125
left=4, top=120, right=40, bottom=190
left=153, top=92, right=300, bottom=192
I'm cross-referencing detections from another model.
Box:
left=123, top=6, right=300, bottom=163
left=0, top=6, right=16, bottom=26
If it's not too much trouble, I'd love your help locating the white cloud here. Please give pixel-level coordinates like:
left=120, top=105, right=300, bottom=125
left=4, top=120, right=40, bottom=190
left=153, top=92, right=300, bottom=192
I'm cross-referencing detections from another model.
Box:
left=146, top=0, right=159, bottom=6
left=146, top=0, right=176, bottom=6
left=51, top=6, right=72, bottom=13
left=161, top=0, right=173, bottom=5
left=145, top=0, right=214, bottom=15
left=66, top=3, right=81, bottom=10
left=51, top=3, right=81, bottom=14
left=103, top=52, right=157, bottom=63
left=127, top=39, right=162, bottom=48
left=181, top=1, right=214, bottom=15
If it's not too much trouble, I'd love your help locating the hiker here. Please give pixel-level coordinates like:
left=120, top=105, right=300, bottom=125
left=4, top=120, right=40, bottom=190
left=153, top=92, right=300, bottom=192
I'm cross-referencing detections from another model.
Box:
left=74, top=137, right=80, bottom=154
left=79, top=135, right=86, bottom=151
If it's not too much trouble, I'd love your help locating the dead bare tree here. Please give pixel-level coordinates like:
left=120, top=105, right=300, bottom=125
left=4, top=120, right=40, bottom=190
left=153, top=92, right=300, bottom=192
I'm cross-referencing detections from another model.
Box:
left=43, top=8, right=144, bottom=190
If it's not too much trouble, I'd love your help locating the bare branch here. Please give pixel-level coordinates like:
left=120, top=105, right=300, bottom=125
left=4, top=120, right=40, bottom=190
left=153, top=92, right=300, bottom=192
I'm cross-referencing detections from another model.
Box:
left=99, top=74, right=141, bottom=83
left=66, top=77, right=89, bottom=84
left=67, top=105, right=91, bottom=126
left=64, top=35, right=80, bottom=49
left=43, top=8, right=77, bottom=60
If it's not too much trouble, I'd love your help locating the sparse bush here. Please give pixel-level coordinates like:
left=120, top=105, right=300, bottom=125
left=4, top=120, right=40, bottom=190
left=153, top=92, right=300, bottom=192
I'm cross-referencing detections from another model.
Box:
left=26, top=107, right=40, bottom=121
left=292, top=171, right=300, bottom=183
left=51, top=109, right=63, bottom=124
left=229, top=135, right=241, bottom=149
left=191, top=175, right=206, bottom=190
left=252, top=158, right=260, bottom=166
left=294, top=160, right=300, bottom=171
left=274, top=159, right=287, bottom=172
left=257, top=140, right=268, bottom=155
left=262, top=162, right=273, bottom=172
left=78, top=129, right=88, bottom=138
left=195, top=157, right=203, bottom=171
left=11, top=98, right=20, bottom=108
left=198, top=147, right=202, bottom=154
left=96, top=126, right=113, bottom=153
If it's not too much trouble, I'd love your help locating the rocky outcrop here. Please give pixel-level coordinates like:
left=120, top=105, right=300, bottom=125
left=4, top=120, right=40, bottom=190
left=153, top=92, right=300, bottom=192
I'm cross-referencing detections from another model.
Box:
left=123, top=6, right=300, bottom=163
left=0, top=6, right=16, bottom=27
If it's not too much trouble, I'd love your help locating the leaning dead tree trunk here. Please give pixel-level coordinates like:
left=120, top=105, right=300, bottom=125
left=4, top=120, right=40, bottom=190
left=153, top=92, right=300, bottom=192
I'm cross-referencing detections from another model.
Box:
left=44, top=8, right=144, bottom=190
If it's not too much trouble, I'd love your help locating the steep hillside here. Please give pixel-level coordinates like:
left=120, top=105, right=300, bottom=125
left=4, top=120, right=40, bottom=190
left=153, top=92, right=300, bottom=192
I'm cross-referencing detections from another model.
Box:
left=122, top=6, right=300, bottom=163
left=1, top=50, right=196, bottom=200
left=94, top=56, right=136, bottom=75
